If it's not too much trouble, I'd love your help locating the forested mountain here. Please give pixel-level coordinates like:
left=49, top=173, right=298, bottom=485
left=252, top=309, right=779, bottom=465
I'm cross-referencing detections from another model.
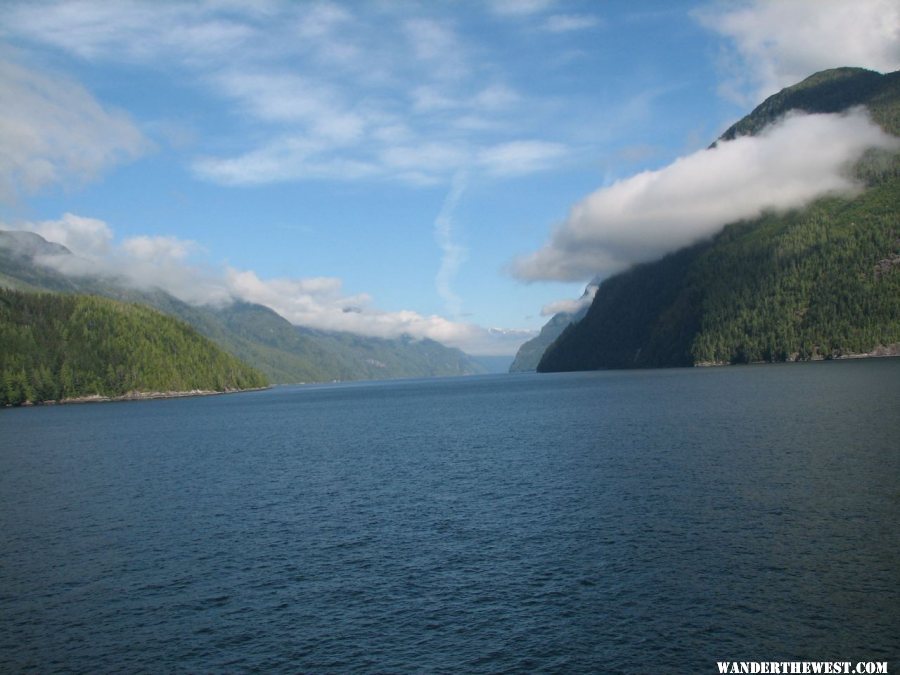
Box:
left=1, top=289, right=267, bottom=406
left=0, top=231, right=485, bottom=383
left=538, top=68, right=900, bottom=372
left=509, top=283, right=595, bottom=372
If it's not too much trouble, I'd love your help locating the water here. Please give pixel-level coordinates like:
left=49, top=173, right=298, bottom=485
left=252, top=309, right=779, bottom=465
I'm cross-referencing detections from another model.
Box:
left=1, top=360, right=898, bottom=673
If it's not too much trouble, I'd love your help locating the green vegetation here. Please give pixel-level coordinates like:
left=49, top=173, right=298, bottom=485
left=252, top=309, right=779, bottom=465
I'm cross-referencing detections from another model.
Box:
left=0, top=232, right=485, bottom=384
left=718, top=68, right=900, bottom=141
left=1, top=289, right=267, bottom=406
left=509, top=304, right=588, bottom=372
left=539, top=68, right=900, bottom=372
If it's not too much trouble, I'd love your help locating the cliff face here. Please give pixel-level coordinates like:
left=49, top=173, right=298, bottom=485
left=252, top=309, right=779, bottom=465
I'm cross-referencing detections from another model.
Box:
left=538, top=68, right=900, bottom=373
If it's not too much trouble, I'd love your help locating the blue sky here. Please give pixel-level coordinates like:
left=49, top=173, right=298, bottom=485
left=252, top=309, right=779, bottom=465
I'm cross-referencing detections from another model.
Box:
left=1, top=0, right=898, bottom=354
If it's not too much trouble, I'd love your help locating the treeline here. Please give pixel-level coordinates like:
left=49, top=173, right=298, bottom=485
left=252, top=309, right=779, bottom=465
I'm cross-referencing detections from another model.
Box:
left=539, top=173, right=900, bottom=372
left=689, top=183, right=900, bottom=364
left=1, top=290, right=267, bottom=406
left=538, top=68, right=900, bottom=373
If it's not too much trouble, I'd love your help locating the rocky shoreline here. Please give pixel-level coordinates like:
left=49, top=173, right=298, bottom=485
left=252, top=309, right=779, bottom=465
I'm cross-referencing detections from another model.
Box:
left=11, top=386, right=270, bottom=407
left=694, top=343, right=900, bottom=367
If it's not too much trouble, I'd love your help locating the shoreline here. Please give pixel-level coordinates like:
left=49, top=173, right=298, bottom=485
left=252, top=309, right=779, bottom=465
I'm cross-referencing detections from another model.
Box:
left=9, top=386, right=271, bottom=408
left=693, top=343, right=900, bottom=368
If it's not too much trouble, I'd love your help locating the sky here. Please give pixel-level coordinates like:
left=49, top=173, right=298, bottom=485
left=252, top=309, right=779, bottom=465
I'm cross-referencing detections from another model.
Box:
left=1, top=0, right=898, bottom=355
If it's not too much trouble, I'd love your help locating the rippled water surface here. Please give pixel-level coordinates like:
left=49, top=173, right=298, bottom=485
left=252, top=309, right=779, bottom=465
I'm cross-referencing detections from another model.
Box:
left=1, top=360, right=899, bottom=673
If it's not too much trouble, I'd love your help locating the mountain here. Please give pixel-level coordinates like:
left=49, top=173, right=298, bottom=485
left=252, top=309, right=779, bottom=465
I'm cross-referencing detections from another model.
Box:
left=538, top=67, right=900, bottom=372
left=509, top=283, right=596, bottom=372
left=1, top=288, right=267, bottom=406
left=0, top=231, right=486, bottom=383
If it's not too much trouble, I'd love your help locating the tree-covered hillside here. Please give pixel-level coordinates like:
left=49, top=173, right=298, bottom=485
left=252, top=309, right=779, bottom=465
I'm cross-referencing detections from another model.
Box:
left=538, top=68, right=900, bottom=372
left=1, top=289, right=267, bottom=406
left=0, top=231, right=486, bottom=383
left=509, top=299, right=590, bottom=372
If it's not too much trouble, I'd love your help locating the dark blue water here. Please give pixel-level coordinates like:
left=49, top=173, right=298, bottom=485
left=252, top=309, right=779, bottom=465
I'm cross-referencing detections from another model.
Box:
left=1, top=360, right=898, bottom=673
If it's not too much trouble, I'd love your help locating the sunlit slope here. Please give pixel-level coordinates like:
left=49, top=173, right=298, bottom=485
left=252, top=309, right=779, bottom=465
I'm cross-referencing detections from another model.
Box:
left=1, top=289, right=268, bottom=405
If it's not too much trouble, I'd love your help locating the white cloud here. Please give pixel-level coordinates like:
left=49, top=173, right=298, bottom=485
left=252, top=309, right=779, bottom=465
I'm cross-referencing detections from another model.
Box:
left=434, top=171, right=468, bottom=317
left=121, top=235, right=199, bottom=262
left=192, top=136, right=380, bottom=185
left=0, top=58, right=146, bottom=202
left=541, top=284, right=597, bottom=316
left=473, top=84, right=520, bottom=110
left=24, top=213, right=113, bottom=257
left=695, top=0, right=900, bottom=104
left=513, top=109, right=899, bottom=282
left=2, top=1, right=256, bottom=64
left=12, top=214, right=229, bottom=305
left=5, top=214, right=529, bottom=355
left=214, top=71, right=366, bottom=143
left=403, top=18, right=462, bottom=73
left=490, top=0, right=557, bottom=17
left=477, top=140, right=568, bottom=176
left=542, top=14, right=601, bottom=33
left=224, top=268, right=526, bottom=355
left=3, top=1, right=568, bottom=187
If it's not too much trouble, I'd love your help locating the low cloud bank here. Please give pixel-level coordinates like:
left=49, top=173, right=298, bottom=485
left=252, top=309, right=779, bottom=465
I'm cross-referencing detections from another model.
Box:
left=5, top=214, right=531, bottom=356
left=513, top=109, right=899, bottom=282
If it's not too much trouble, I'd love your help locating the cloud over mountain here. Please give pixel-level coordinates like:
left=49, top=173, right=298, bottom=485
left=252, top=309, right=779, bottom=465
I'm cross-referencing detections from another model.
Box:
left=512, top=109, right=899, bottom=282
left=6, top=214, right=531, bottom=355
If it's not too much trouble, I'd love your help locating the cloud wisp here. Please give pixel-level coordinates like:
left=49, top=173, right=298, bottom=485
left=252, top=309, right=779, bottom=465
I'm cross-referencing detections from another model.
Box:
left=513, top=109, right=899, bottom=282
left=0, top=58, right=146, bottom=202
left=695, top=0, right=900, bottom=105
left=2, top=1, right=571, bottom=188
left=5, top=214, right=531, bottom=355
left=434, top=170, right=468, bottom=317
left=540, top=284, right=598, bottom=317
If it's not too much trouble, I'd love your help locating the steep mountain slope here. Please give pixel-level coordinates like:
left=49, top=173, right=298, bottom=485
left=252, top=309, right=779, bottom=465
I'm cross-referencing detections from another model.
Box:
left=509, top=283, right=595, bottom=372
left=538, top=68, right=900, bottom=372
left=1, top=288, right=267, bottom=405
left=0, top=231, right=486, bottom=383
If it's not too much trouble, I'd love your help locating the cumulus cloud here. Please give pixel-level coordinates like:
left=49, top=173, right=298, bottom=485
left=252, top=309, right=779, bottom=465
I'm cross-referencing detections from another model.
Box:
left=24, top=213, right=113, bottom=257
left=14, top=214, right=228, bottom=305
left=695, top=0, right=900, bottom=104
left=0, top=58, right=146, bottom=202
left=513, top=109, right=899, bottom=282
left=4, top=214, right=527, bottom=355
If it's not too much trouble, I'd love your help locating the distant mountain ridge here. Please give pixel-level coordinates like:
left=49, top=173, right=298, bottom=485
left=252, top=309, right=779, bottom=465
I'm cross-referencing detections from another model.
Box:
left=509, top=283, right=596, bottom=372
left=0, top=231, right=486, bottom=383
left=537, top=67, right=900, bottom=372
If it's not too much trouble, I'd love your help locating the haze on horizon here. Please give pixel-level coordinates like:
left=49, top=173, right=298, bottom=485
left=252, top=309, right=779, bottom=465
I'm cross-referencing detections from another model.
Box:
left=1, top=0, right=898, bottom=356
